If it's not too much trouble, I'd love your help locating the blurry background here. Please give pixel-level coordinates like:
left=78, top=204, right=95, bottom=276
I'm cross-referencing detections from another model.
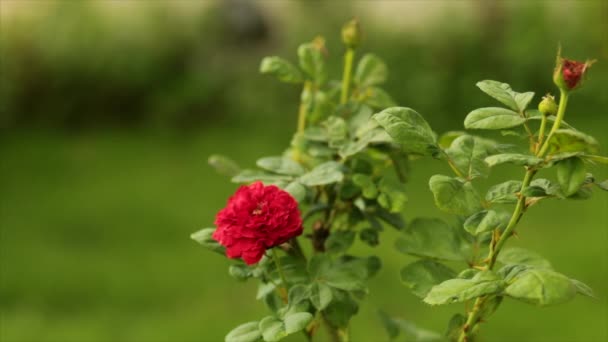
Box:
left=1, top=1, right=607, bottom=341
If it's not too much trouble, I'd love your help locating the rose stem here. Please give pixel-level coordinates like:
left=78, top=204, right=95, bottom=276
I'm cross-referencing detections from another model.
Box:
left=340, top=48, right=355, bottom=104
left=458, top=89, right=570, bottom=342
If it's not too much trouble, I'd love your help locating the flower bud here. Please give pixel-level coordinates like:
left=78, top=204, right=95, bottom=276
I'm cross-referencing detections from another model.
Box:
left=553, top=48, right=595, bottom=92
left=538, top=94, right=557, bottom=116
left=341, top=18, right=361, bottom=49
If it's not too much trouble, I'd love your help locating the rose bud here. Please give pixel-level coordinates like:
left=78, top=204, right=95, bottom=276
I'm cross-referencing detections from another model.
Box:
left=553, top=50, right=595, bottom=92
left=213, top=182, right=303, bottom=265
left=342, top=18, right=361, bottom=49
left=538, top=94, right=558, bottom=116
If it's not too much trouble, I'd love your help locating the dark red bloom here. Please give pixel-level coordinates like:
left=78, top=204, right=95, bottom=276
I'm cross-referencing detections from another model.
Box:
left=561, top=59, right=588, bottom=90
left=213, top=182, right=302, bottom=265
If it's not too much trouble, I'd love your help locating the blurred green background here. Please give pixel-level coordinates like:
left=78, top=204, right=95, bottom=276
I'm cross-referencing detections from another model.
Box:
left=1, top=1, right=607, bottom=341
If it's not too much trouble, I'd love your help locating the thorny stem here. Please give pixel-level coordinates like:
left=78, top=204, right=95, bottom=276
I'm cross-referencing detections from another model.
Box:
left=458, top=90, right=570, bottom=342
left=340, top=48, right=355, bottom=104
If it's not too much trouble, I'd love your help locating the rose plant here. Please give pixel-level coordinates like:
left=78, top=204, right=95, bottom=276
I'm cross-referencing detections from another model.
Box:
left=192, top=19, right=606, bottom=341
left=193, top=19, right=412, bottom=342
left=374, top=49, right=605, bottom=341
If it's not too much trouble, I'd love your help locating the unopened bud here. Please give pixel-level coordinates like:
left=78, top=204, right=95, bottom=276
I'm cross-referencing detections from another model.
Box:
left=538, top=94, right=557, bottom=116
left=553, top=47, right=595, bottom=92
left=341, top=18, right=361, bottom=49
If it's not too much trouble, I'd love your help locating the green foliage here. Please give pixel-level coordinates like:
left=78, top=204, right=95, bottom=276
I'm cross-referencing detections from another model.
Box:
left=485, top=180, right=522, bottom=204
left=354, top=54, right=388, bottom=87
left=298, top=161, right=344, bottom=186
left=395, top=218, right=468, bottom=261
left=400, top=259, right=457, bottom=298
left=260, top=57, right=304, bottom=84
left=464, top=108, right=526, bottom=130
left=373, top=107, right=438, bottom=156
left=428, top=175, right=482, bottom=216
left=476, top=80, right=534, bottom=112
left=257, top=157, right=305, bottom=176
left=484, top=153, right=543, bottom=167
left=463, top=210, right=510, bottom=235
left=504, top=268, right=577, bottom=306
left=424, top=271, right=505, bottom=305
left=226, top=321, right=263, bottom=342
left=190, top=228, right=225, bottom=255
left=444, top=135, right=491, bottom=179
left=556, top=157, right=587, bottom=197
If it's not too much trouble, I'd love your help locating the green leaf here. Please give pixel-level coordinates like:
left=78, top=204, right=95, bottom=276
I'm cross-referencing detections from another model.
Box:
left=497, top=247, right=552, bottom=269
left=424, top=271, right=506, bottom=305
left=463, top=210, right=510, bottom=235
left=548, top=129, right=599, bottom=154
left=377, top=310, right=400, bottom=340
left=309, top=282, right=333, bottom=311
left=362, top=87, right=396, bottom=109
left=225, top=321, right=262, bottom=342
left=309, top=255, right=366, bottom=292
left=583, top=154, right=608, bottom=164
left=445, top=135, right=491, bottom=179
left=486, top=180, right=522, bottom=204
left=445, top=314, right=466, bottom=341
left=297, top=42, right=327, bottom=86
left=287, top=285, right=310, bottom=307
left=191, top=228, right=225, bottom=255
left=359, top=228, right=380, bottom=246
left=232, top=170, right=293, bottom=184
left=283, top=312, right=313, bottom=334
left=257, top=157, right=305, bottom=176
left=438, top=131, right=466, bottom=149
left=259, top=316, right=286, bottom=342
left=395, top=218, right=467, bottom=261
left=373, top=107, right=438, bottom=156
left=352, top=174, right=378, bottom=199
left=229, top=264, right=253, bottom=281
left=283, top=181, right=306, bottom=202
left=323, top=116, right=348, bottom=148
left=504, top=268, right=577, bottom=306
left=298, top=161, right=344, bottom=186
left=400, top=259, right=457, bottom=298
left=208, top=154, right=240, bottom=177
left=374, top=207, right=406, bottom=230
left=476, top=80, right=534, bottom=112
left=377, top=178, right=408, bottom=213
left=484, top=153, right=543, bottom=167
left=355, top=53, right=388, bottom=87
left=325, top=230, right=356, bottom=254
left=464, top=107, right=526, bottom=130
left=570, top=278, right=595, bottom=298
left=323, top=291, right=359, bottom=328
left=557, top=157, right=586, bottom=197
left=429, top=175, right=482, bottom=216
left=522, top=178, right=560, bottom=197
left=259, top=56, right=304, bottom=83
left=378, top=312, right=443, bottom=342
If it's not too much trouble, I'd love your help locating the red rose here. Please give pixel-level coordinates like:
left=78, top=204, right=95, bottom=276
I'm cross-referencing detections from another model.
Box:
left=213, top=181, right=303, bottom=265
left=561, top=59, right=588, bottom=90
left=553, top=49, right=595, bottom=92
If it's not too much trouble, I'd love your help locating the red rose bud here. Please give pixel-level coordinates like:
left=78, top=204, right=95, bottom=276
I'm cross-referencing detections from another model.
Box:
left=538, top=94, right=557, bottom=116
left=213, top=182, right=303, bottom=265
left=553, top=53, right=595, bottom=92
